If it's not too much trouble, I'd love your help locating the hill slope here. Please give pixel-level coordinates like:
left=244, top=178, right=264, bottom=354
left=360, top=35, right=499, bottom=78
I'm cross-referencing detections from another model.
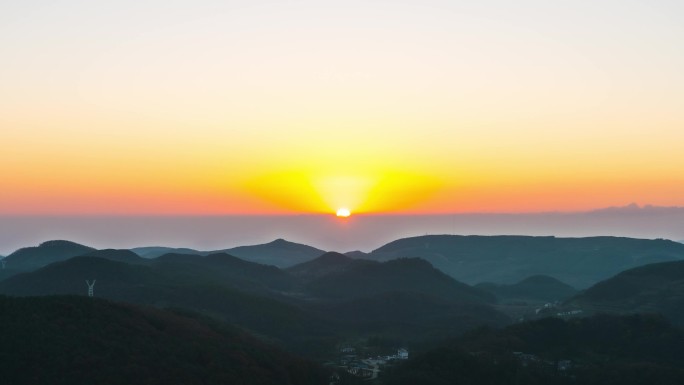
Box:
left=309, top=291, right=509, bottom=340
left=304, top=257, right=495, bottom=303
left=0, top=255, right=511, bottom=353
left=152, top=252, right=297, bottom=292
left=476, top=275, right=577, bottom=303
left=223, top=238, right=326, bottom=267
left=368, top=235, right=684, bottom=288
left=0, top=295, right=327, bottom=385
left=384, top=314, right=684, bottom=385
left=4, top=240, right=95, bottom=271
left=287, top=251, right=372, bottom=280
left=0, top=257, right=332, bottom=349
left=81, top=249, right=149, bottom=265
left=568, top=260, right=684, bottom=325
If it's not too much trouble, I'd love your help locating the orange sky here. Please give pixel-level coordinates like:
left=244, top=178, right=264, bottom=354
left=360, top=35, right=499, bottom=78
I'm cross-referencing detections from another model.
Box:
left=1, top=1, right=684, bottom=215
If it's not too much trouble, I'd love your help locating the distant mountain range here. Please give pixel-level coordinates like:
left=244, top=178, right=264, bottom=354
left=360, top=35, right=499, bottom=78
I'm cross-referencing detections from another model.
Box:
left=6, top=235, right=684, bottom=348
left=4, top=234, right=684, bottom=383
left=4, top=240, right=95, bottom=271
left=223, top=238, right=326, bottom=267
left=5, top=208, right=684, bottom=258
left=131, top=238, right=326, bottom=267
left=0, top=245, right=508, bottom=351
left=2, top=238, right=325, bottom=274
left=359, top=235, right=684, bottom=288
left=131, top=246, right=201, bottom=258
left=590, top=203, right=684, bottom=213
left=6, top=235, right=684, bottom=290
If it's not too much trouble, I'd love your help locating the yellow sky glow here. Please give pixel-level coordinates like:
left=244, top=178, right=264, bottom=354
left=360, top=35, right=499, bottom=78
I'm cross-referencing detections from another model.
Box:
left=1, top=1, right=683, bottom=215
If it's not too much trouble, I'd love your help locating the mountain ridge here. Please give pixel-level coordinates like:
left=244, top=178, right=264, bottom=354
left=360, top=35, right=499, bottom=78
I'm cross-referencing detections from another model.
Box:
left=367, top=235, right=684, bottom=287
left=304, top=257, right=496, bottom=304
left=223, top=238, right=326, bottom=267
left=4, top=240, right=96, bottom=272
left=132, top=239, right=326, bottom=267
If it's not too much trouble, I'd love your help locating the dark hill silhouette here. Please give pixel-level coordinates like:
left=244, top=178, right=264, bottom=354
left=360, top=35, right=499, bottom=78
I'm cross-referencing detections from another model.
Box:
left=198, top=252, right=298, bottom=291
left=131, top=246, right=202, bottom=258
left=368, top=235, right=684, bottom=288
left=4, top=240, right=95, bottom=271
left=81, top=249, right=148, bottom=265
left=568, top=260, right=684, bottom=326
left=153, top=252, right=296, bottom=292
left=0, top=254, right=512, bottom=354
left=0, top=256, right=166, bottom=298
left=0, top=257, right=332, bottom=349
left=385, top=314, right=684, bottom=385
left=153, top=252, right=201, bottom=264
left=343, top=250, right=368, bottom=258
left=476, top=275, right=577, bottom=303
left=0, top=256, right=19, bottom=282
left=223, top=238, right=326, bottom=267
left=304, top=257, right=495, bottom=303
left=309, top=291, right=509, bottom=339
left=131, top=239, right=326, bottom=267
left=286, top=251, right=372, bottom=280
left=147, top=252, right=508, bottom=340
left=0, top=295, right=327, bottom=385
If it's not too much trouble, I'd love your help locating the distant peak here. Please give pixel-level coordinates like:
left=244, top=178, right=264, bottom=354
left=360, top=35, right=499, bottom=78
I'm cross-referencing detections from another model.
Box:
left=591, top=203, right=684, bottom=213
left=518, top=275, right=564, bottom=285
left=39, top=240, right=89, bottom=248
left=316, top=252, right=352, bottom=263
left=205, top=252, right=239, bottom=259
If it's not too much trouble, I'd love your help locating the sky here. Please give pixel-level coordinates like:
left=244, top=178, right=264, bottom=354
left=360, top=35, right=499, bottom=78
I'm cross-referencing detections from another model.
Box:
left=2, top=0, right=684, bottom=215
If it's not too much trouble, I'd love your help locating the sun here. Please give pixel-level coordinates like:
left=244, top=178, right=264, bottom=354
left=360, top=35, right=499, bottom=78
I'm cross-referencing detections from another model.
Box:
left=336, top=208, right=351, bottom=217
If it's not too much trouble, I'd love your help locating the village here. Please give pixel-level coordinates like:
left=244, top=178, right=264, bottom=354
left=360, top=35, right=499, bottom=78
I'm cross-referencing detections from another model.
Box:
left=326, top=343, right=409, bottom=382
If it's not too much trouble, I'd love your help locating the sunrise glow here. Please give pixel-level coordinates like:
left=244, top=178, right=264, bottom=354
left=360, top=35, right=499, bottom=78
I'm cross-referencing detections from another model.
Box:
left=1, top=1, right=683, bottom=215
left=336, top=208, right=351, bottom=218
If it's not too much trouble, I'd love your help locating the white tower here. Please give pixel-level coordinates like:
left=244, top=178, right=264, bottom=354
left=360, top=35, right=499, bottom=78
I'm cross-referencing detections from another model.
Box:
left=86, top=280, right=96, bottom=297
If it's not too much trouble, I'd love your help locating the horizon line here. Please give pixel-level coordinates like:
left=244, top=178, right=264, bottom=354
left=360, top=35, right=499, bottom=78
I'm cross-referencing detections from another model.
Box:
left=1, top=203, right=683, bottom=217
